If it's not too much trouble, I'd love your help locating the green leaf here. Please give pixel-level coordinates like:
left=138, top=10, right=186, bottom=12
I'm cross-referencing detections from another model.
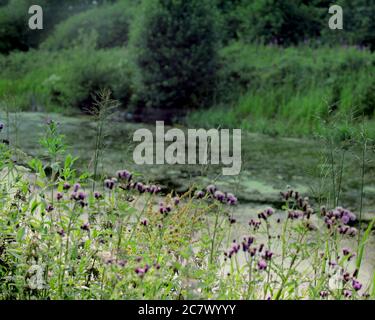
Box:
left=16, top=227, right=25, bottom=242
left=356, top=218, right=375, bottom=276
left=30, top=199, right=39, bottom=214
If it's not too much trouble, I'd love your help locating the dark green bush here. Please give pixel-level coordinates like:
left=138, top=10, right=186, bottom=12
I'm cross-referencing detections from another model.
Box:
left=130, top=0, right=220, bottom=110
left=0, top=0, right=110, bottom=54
left=245, top=0, right=323, bottom=45
left=42, top=1, right=137, bottom=50
left=0, top=44, right=134, bottom=111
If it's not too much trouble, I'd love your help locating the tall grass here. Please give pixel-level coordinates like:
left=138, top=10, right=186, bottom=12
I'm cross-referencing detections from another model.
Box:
left=187, top=42, right=375, bottom=138
left=0, top=117, right=374, bottom=300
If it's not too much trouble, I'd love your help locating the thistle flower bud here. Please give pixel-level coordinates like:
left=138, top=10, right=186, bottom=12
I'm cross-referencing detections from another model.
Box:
left=73, top=183, right=81, bottom=192
left=173, top=197, right=180, bottom=206
left=80, top=223, right=90, bottom=231
left=263, top=250, right=273, bottom=261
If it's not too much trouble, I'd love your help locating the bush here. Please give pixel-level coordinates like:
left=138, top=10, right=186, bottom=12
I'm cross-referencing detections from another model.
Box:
left=42, top=1, right=137, bottom=50
left=0, top=0, right=110, bottom=54
left=0, top=44, right=134, bottom=111
left=130, top=0, right=220, bottom=110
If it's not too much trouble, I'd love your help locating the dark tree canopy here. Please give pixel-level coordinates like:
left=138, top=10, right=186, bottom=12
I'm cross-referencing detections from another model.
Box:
left=131, top=0, right=219, bottom=110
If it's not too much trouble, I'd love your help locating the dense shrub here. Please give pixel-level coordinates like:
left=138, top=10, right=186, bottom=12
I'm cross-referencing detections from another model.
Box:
left=130, top=0, right=220, bottom=110
left=0, top=0, right=111, bottom=54
left=215, top=0, right=328, bottom=45
left=0, top=44, right=134, bottom=111
left=42, top=1, right=137, bottom=50
left=245, top=0, right=323, bottom=45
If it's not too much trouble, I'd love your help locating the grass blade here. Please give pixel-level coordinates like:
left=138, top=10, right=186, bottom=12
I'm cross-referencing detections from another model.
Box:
left=356, top=218, right=375, bottom=276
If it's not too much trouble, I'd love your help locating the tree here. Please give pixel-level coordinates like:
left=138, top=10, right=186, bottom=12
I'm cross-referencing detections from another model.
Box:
left=131, top=0, right=219, bottom=110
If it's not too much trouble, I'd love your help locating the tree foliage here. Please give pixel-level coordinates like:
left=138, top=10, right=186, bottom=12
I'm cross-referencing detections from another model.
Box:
left=130, top=0, right=219, bottom=110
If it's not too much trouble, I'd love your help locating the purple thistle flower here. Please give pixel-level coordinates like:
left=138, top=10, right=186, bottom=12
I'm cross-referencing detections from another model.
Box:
left=352, top=279, right=362, bottom=291
left=94, top=191, right=102, bottom=200
left=341, top=215, right=350, bottom=225
left=73, top=183, right=81, bottom=192
left=348, top=227, right=358, bottom=237
left=229, top=217, right=236, bottom=224
left=70, top=192, right=78, bottom=201
left=206, top=184, right=217, bottom=194
left=56, top=192, right=63, bottom=201
left=135, top=182, right=145, bottom=193
left=135, top=265, right=149, bottom=278
left=288, top=210, right=303, bottom=220
left=118, top=260, right=127, bottom=267
left=249, top=247, right=257, bottom=257
left=257, top=259, right=267, bottom=271
left=135, top=267, right=144, bottom=276
left=338, top=225, right=349, bottom=235
left=241, top=236, right=254, bottom=251
left=280, top=191, right=289, bottom=201
left=226, top=193, right=238, bottom=205
left=104, top=178, right=116, bottom=190
left=343, top=272, right=351, bottom=282
left=173, top=197, right=180, bottom=206
left=344, top=290, right=352, bottom=298
left=78, top=191, right=87, bottom=201
left=149, top=185, right=161, bottom=194
left=63, top=182, right=71, bottom=191
left=214, top=191, right=225, bottom=202
left=195, top=190, right=205, bottom=199
left=116, top=170, right=132, bottom=182
left=159, top=207, right=167, bottom=214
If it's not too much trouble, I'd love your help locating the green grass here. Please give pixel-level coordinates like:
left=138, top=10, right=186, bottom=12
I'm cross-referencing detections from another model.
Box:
left=188, top=42, right=375, bottom=137
left=0, top=121, right=373, bottom=300
left=0, top=45, right=134, bottom=112
left=1, top=41, right=375, bottom=138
